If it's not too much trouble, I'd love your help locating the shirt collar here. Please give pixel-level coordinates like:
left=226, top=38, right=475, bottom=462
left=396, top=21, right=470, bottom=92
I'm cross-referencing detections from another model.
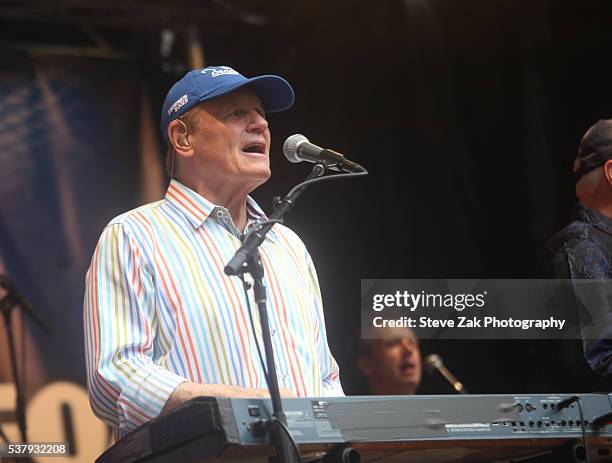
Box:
left=577, top=203, right=612, bottom=236
left=165, top=179, right=268, bottom=229
left=246, top=196, right=268, bottom=221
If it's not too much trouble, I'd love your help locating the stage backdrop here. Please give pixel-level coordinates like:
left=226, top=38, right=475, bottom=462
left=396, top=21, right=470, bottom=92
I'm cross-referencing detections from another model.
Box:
left=0, top=53, right=164, bottom=391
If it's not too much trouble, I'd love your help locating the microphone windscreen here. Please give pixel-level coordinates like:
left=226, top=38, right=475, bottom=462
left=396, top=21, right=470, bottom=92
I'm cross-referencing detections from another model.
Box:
left=424, top=353, right=443, bottom=373
left=283, top=134, right=309, bottom=163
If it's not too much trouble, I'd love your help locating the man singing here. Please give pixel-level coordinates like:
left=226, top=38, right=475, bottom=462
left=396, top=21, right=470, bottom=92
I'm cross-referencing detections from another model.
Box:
left=357, top=327, right=422, bottom=395
left=83, top=66, right=343, bottom=438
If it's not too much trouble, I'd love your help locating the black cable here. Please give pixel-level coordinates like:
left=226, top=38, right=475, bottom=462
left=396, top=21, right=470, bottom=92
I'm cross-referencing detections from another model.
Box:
left=557, top=395, right=579, bottom=410
left=240, top=277, right=303, bottom=463
left=239, top=274, right=269, bottom=382
left=576, top=398, right=590, bottom=463
left=558, top=395, right=590, bottom=463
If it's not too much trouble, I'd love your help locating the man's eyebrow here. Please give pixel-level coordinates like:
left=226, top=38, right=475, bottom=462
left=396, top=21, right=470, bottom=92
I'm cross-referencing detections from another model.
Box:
left=214, top=98, right=235, bottom=112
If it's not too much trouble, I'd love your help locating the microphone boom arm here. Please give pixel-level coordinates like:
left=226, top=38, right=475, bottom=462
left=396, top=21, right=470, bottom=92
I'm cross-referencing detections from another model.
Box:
left=224, top=163, right=326, bottom=276
left=225, top=161, right=367, bottom=275
left=223, top=161, right=367, bottom=463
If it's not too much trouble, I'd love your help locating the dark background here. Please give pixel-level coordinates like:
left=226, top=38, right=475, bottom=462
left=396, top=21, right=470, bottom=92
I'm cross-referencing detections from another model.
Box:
left=1, top=0, right=611, bottom=395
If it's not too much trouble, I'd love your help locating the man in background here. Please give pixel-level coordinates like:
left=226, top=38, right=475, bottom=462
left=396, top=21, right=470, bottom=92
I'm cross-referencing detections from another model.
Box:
left=357, top=327, right=422, bottom=395
left=546, top=119, right=612, bottom=387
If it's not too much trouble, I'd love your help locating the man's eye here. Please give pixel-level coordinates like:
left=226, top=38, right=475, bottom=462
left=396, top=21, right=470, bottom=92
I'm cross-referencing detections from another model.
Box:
left=230, top=109, right=247, bottom=118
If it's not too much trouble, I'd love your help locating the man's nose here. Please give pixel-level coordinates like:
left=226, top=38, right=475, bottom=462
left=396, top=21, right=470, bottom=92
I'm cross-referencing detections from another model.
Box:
left=400, top=339, right=415, bottom=353
left=248, top=111, right=269, bottom=133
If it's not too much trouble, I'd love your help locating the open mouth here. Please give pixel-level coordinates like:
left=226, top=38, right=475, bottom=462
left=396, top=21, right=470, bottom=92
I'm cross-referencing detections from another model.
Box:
left=241, top=142, right=266, bottom=154
left=400, top=361, right=415, bottom=373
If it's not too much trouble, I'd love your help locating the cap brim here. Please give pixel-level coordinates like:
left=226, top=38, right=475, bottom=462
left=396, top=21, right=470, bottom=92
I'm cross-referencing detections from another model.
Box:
left=199, top=74, right=295, bottom=113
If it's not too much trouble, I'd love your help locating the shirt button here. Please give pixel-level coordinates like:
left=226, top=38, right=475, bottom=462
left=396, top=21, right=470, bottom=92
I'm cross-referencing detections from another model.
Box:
left=271, top=328, right=277, bottom=336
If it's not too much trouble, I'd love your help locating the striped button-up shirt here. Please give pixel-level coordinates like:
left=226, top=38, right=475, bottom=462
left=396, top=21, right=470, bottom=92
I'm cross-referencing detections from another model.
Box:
left=83, top=179, right=343, bottom=437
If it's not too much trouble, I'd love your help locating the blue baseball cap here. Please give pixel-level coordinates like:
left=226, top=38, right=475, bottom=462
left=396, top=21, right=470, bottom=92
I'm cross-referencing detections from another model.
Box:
left=160, top=65, right=295, bottom=142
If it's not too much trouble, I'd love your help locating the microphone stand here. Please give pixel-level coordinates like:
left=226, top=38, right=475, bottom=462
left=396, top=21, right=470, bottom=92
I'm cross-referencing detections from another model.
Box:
left=225, top=164, right=327, bottom=463
left=0, top=276, right=52, bottom=444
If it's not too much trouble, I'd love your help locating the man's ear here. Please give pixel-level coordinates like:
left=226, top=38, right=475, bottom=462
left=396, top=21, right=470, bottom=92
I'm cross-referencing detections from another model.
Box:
left=605, top=159, right=612, bottom=187
left=168, top=119, right=194, bottom=158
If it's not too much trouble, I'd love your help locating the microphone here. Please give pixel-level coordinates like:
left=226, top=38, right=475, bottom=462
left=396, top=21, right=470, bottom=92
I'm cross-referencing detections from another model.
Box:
left=424, top=354, right=468, bottom=394
left=282, top=134, right=365, bottom=173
